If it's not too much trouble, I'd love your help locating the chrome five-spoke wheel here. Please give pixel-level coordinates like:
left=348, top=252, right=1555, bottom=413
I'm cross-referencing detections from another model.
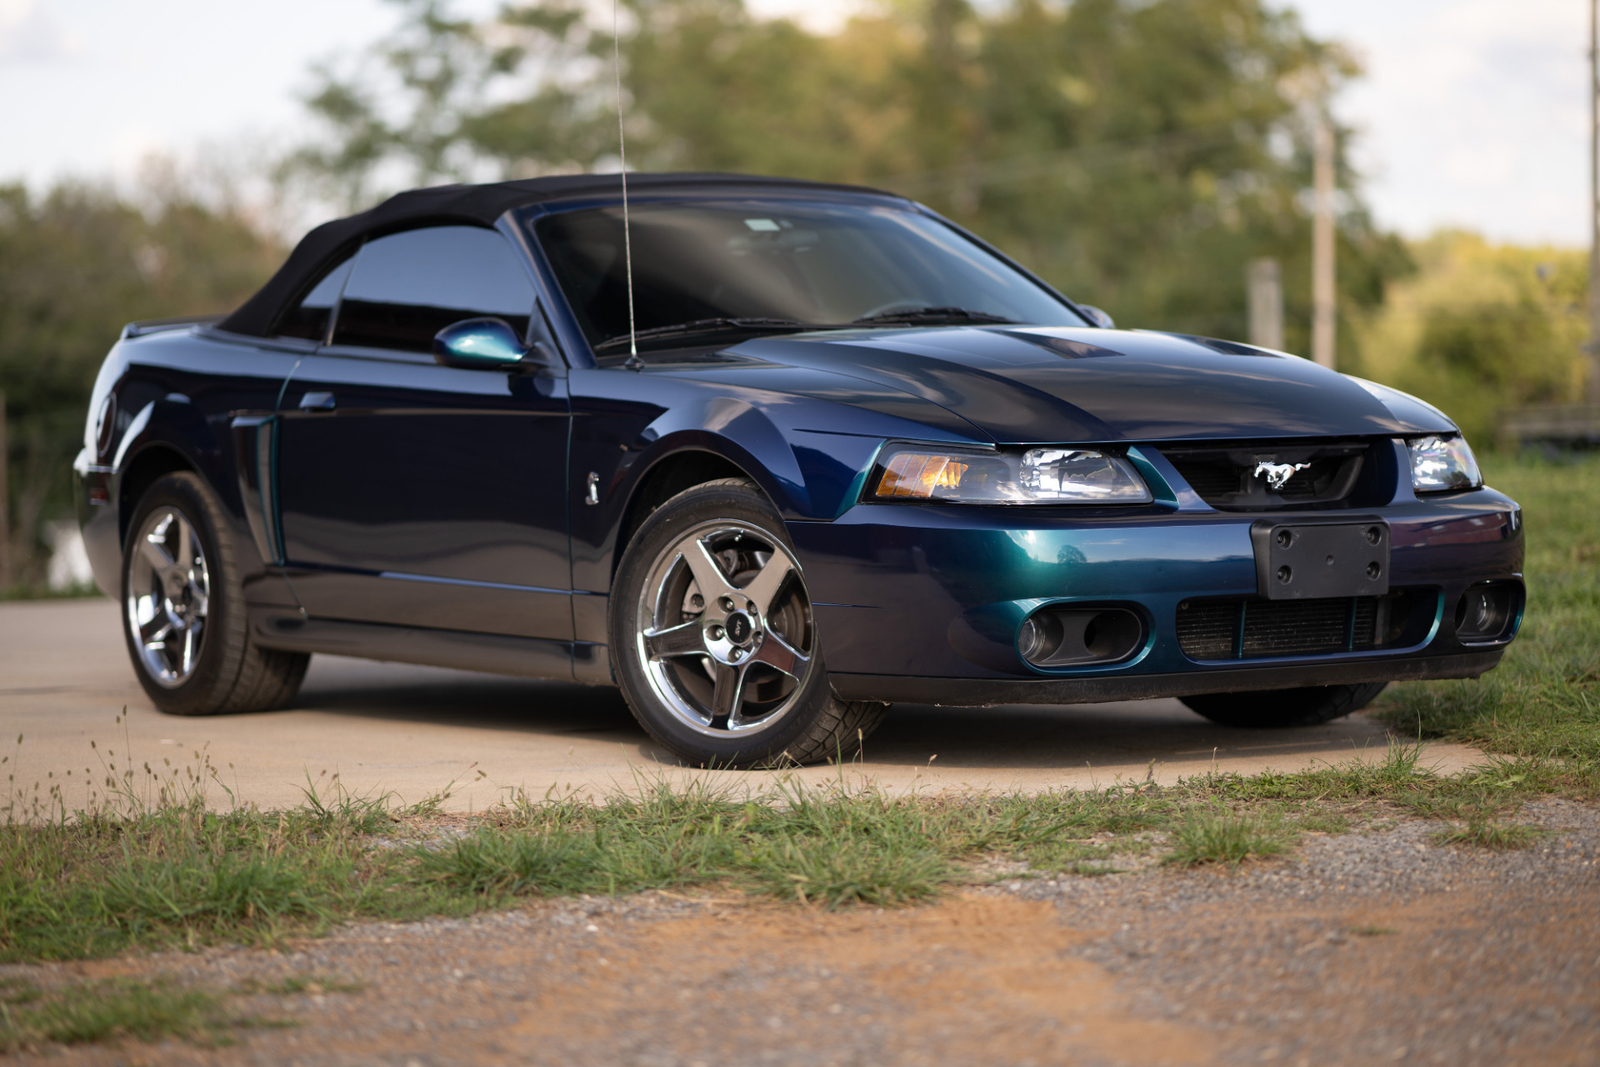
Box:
left=636, top=520, right=816, bottom=737
left=612, top=477, right=887, bottom=766
left=126, top=506, right=211, bottom=688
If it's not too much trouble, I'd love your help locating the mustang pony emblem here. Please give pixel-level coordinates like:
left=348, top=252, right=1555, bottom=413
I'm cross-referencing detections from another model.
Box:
left=1253, top=460, right=1312, bottom=491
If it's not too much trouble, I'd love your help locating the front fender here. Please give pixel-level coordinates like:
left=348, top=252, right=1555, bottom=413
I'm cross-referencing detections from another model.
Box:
left=628, top=396, right=811, bottom=516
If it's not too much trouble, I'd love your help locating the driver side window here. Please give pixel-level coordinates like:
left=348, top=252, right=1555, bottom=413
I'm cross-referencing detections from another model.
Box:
left=331, top=226, right=537, bottom=353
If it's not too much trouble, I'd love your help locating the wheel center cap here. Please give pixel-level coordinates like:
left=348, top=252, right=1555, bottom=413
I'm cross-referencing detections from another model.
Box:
left=725, top=611, right=754, bottom=645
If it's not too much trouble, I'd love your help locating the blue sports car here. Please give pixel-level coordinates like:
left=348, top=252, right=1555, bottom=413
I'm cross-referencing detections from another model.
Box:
left=75, top=173, right=1523, bottom=766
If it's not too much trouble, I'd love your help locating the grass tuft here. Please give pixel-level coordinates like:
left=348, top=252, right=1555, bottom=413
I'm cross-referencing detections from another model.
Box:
left=746, top=834, right=952, bottom=908
left=1165, top=811, right=1292, bottom=867
left=1434, top=816, right=1546, bottom=850
left=0, top=977, right=258, bottom=1051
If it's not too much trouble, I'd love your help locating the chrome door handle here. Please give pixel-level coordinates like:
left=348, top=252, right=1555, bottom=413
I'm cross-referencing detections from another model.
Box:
left=298, top=391, right=336, bottom=411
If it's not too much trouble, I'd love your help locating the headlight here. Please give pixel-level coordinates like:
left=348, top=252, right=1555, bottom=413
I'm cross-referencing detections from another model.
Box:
left=869, top=445, right=1151, bottom=504
left=1407, top=435, right=1482, bottom=493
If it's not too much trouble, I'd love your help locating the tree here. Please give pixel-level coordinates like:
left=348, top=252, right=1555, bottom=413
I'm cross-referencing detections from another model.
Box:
left=1357, top=231, right=1587, bottom=445
left=0, top=181, right=283, bottom=588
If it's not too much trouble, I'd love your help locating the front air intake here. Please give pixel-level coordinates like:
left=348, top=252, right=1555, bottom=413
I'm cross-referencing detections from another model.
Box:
left=1176, top=589, right=1435, bottom=660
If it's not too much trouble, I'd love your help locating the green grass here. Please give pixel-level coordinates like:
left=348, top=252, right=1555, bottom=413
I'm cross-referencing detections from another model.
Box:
left=1164, top=810, right=1292, bottom=866
left=1432, top=815, right=1547, bottom=851
left=0, top=970, right=363, bottom=1052
left=0, top=976, right=254, bottom=1051
left=2, top=742, right=1567, bottom=966
left=1377, top=452, right=1600, bottom=780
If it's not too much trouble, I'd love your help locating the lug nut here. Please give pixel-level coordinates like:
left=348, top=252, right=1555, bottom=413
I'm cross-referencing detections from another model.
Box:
left=709, top=625, right=723, bottom=640
left=691, top=594, right=704, bottom=608
left=729, top=648, right=743, bottom=661
left=719, top=597, right=735, bottom=612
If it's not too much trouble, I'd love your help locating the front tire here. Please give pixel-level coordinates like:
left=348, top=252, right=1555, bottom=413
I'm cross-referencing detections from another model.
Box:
left=610, top=478, right=887, bottom=767
left=122, top=472, right=309, bottom=716
left=1181, top=682, right=1389, bottom=728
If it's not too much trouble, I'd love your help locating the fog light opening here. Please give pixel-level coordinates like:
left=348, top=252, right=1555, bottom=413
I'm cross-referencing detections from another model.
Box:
left=1018, top=612, right=1065, bottom=663
left=1454, top=583, right=1517, bottom=643
left=1020, top=607, right=1143, bottom=668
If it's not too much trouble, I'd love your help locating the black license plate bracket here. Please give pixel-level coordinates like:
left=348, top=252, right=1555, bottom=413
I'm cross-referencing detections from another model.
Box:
left=1251, top=519, right=1390, bottom=600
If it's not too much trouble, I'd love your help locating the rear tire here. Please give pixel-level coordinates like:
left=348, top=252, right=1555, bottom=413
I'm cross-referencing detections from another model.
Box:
left=610, top=477, right=887, bottom=767
left=1181, top=682, right=1388, bottom=728
left=121, top=471, right=309, bottom=716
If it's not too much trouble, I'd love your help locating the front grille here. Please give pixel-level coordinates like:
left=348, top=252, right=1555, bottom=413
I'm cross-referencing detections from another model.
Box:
left=1161, top=440, right=1371, bottom=509
left=1177, top=592, right=1420, bottom=661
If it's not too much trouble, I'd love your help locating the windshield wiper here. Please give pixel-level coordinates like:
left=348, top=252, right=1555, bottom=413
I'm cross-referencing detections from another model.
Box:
left=595, top=317, right=809, bottom=353
left=850, top=306, right=1017, bottom=326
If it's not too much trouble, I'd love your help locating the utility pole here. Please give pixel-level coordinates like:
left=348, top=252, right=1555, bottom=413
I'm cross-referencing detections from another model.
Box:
left=1588, top=0, right=1600, bottom=404
left=0, top=390, right=10, bottom=590
left=1311, top=115, right=1337, bottom=369
left=1248, top=258, right=1284, bottom=351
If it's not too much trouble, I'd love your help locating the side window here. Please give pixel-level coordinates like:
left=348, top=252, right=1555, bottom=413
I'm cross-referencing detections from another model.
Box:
left=275, top=253, right=354, bottom=341
left=331, top=226, right=536, bottom=353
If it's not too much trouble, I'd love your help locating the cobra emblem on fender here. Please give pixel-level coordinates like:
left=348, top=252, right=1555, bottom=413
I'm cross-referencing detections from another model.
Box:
left=1253, top=460, right=1312, bottom=491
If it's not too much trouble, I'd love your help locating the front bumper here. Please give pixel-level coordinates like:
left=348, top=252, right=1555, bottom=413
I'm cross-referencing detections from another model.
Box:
left=790, top=486, right=1523, bottom=706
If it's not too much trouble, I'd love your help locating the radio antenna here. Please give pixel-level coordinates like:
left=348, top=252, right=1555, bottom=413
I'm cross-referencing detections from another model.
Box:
left=613, top=0, right=640, bottom=368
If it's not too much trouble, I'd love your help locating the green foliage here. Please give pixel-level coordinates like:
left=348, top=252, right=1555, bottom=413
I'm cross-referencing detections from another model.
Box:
left=0, top=182, right=282, bottom=590
left=1356, top=233, right=1588, bottom=446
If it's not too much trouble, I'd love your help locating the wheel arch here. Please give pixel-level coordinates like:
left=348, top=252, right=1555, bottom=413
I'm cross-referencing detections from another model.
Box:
left=610, top=447, right=761, bottom=583
left=117, top=443, right=198, bottom=547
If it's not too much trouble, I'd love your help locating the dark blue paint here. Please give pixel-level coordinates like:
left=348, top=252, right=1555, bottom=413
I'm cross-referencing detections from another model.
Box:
left=274, top=348, right=572, bottom=640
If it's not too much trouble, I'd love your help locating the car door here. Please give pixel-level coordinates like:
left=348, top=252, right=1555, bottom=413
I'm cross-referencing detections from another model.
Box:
left=273, top=223, right=574, bottom=644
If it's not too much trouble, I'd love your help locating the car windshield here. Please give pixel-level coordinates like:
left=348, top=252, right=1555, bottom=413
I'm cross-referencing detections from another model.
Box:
left=529, top=198, right=1087, bottom=351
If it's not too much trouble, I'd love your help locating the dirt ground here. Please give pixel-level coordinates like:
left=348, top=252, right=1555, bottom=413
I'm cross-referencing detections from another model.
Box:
left=6, top=798, right=1599, bottom=1067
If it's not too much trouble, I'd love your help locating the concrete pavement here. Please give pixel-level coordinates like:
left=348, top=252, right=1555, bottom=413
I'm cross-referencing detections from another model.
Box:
left=1, top=598, right=1484, bottom=812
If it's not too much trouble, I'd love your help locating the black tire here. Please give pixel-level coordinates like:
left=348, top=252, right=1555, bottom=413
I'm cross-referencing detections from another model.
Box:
left=1181, top=681, right=1389, bottom=728
left=121, top=471, right=309, bottom=716
left=610, top=477, right=888, bottom=767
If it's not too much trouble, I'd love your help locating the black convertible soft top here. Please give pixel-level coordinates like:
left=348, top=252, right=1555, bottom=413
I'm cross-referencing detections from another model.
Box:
left=218, top=172, right=893, bottom=338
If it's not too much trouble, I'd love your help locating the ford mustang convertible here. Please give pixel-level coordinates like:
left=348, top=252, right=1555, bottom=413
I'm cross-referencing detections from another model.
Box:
left=75, top=173, right=1523, bottom=766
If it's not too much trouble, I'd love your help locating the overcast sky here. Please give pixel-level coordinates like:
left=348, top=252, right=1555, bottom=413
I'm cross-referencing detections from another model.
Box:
left=0, top=0, right=1588, bottom=247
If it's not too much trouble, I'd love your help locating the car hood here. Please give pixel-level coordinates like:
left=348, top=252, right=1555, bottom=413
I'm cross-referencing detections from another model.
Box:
left=730, top=326, right=1455, bottom=443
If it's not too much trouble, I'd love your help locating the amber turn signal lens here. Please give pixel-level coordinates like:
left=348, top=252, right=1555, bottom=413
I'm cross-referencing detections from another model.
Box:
left=876, top=452, right=970, bottom=499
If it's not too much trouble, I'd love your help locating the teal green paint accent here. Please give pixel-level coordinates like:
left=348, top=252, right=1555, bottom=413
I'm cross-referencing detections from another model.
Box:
left=1125, top=446, right=1177, bottom=506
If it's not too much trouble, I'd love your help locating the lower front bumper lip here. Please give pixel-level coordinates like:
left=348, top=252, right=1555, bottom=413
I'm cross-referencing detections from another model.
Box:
left=828, top=649, right=1503, bottom=707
